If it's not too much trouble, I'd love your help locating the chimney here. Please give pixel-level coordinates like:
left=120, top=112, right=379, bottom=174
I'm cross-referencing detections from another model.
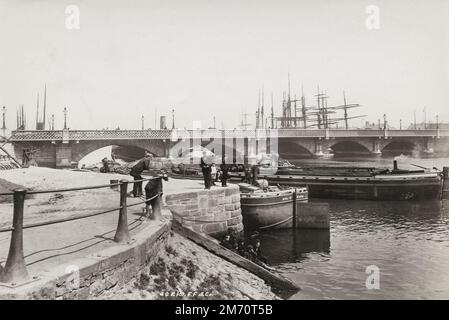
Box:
left=393, top=160, right=398, bottom=171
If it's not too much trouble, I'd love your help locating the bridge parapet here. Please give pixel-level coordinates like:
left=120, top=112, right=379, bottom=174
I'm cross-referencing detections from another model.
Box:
left=9, top=128, right=448, bottom=142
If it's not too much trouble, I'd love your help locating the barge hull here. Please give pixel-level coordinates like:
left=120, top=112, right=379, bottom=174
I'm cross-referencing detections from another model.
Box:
left=230, top=174, right=442, bottom=201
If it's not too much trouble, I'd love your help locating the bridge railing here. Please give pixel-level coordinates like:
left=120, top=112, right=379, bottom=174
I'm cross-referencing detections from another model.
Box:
left=9, top=128, right=449, bottom=142
left=0, top=176, right=164, bottom=286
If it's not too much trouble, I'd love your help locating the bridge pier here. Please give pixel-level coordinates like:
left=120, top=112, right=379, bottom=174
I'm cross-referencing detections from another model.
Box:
left=56, top=144, right=73, bottom=168
left=422, top=138, right=435, bottom=156
left=314, top=141, right=324, bottom=158
left=371, top=140, right=382, bottom=157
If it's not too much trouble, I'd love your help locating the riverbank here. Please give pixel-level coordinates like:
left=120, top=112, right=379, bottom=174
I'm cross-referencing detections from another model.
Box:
left=98, top=232, right=279, bottom=300
left=0, top=167, right=280, bottom=299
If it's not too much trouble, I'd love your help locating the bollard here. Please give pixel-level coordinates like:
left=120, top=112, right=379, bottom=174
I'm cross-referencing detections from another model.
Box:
left=147, top=177, right=162, bottom=220
left=114, top=180, right=131, bottom=243
left=0, top=189, right=29, bottom=284
left=442, top=167, right=449, bottom=200
left=292, top=188, right=297, bottom=229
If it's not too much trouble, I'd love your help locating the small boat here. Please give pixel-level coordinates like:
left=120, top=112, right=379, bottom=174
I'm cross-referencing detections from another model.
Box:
left=239, top=183, right=308, bottom=230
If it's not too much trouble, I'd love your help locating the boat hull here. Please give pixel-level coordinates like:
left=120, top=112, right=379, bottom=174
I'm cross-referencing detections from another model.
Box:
left=231, top=172, right=442, bottom=201
left=240, top=190, right=308, bottom=230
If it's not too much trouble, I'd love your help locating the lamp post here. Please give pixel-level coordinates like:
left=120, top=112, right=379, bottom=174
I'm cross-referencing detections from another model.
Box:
left=63, top=107, right=68, bottom=129
left=1, top=106, right=6, bottom=136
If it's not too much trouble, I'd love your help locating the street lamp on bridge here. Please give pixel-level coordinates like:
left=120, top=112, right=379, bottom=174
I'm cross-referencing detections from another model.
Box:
left=2, top=106, right=6, bottom=133
left=63, top=107, right=68, bottom=129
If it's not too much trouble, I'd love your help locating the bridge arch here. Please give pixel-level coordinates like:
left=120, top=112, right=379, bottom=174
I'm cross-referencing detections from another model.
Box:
left=170, top=139, right=245, bottom=164
left=71, top=140, right=166, bottom=165
left=328, top=140, right=372, bottom=157
left=381, top=140, right=417, bottom=156
left=278, top=140, right=315, bottom=159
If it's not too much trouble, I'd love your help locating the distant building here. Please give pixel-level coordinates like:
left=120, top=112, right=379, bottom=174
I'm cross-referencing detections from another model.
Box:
left=406, top=122, right=449, bottom=130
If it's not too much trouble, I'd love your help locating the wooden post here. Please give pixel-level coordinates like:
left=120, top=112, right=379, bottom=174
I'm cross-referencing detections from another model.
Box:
left=292, top=188, right=297, bottom=229
left=114, top=180, right=130, bottom=243
left=0, top=189, right=29, bottom=284
left=442, top=167, right=449, bottom=200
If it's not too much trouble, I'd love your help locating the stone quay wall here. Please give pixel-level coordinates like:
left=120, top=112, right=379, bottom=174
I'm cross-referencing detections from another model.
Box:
left=165, top=185, right=243, bottom=237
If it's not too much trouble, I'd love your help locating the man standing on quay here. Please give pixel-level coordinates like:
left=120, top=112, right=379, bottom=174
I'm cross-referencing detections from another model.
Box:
left=200, top=150, right=212, bottom=189
left=130, top=151, right=152, bottom=197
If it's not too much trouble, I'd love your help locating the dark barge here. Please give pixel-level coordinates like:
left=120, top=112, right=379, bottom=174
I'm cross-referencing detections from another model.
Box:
left=229, top=161, right=443, bottom=201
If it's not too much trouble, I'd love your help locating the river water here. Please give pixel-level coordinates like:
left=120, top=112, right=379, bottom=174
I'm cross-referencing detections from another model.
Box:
left=258, top=156, right=449, bottom=299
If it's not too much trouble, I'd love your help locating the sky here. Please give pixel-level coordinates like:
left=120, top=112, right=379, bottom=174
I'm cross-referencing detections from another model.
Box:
left=0, top=0, right=448, bottom=131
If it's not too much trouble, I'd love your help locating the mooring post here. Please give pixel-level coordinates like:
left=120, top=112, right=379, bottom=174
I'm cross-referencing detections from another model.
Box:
left=114, top=179, right=131, bottom=243
left=149, top=177, right=162, bottom=220
left=0, top=188, right=29, bottom=284
left=292, top=188, right=297, bottom=229
left=442, top=167, right=449, bottom=200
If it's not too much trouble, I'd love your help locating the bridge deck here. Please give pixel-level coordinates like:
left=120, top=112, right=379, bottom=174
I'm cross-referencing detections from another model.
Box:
left=8, top=128, right=446, bottom=141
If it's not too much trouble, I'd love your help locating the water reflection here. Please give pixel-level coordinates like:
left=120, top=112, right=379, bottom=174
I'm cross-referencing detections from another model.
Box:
left=254, top=198, right=449, bottom=299
left=258, top=229, right=330, bottom=265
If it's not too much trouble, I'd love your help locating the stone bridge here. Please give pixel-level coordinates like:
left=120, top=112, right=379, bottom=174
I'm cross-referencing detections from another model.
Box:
left=7, top=128, right=449, bottom=167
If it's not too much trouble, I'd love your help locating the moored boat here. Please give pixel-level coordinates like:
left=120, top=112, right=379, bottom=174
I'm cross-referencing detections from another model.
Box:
left=239, top=183, right=308, bottom=230
left=230, top=161, right=443, bottom=201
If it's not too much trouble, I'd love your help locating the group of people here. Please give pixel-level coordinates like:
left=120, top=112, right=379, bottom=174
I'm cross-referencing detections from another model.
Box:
left=220, top=230, right=267, bottom=265
left=199, top=151, right=229, bottom=189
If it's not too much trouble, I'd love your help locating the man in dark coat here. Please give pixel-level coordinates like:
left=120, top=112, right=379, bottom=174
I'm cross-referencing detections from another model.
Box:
left=243, top=165, right=251, bottom=184
left=220, top=157, right=229, bottom=187
left=253, top=239, right=268, bottom=263
left=101, top=157, right=110, bottom=173
left=200, top=151, right=212, bottom=189
left=130, top=153, right=152, bottom=197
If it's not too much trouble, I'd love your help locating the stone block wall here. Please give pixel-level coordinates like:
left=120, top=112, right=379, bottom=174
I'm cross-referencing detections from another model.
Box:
left=165, top=185, right=243, bottom=237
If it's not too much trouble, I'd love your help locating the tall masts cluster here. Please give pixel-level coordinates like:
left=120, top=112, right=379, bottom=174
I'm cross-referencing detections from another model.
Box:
left=14, top=85, right=53, bottom=131
left=16, top=105, right=26, bottom=130
left=253, top=75, right=365, bottom=130
left=35, top=85, right=47, bottom=130
left=254, top=87, right=276, bottom=129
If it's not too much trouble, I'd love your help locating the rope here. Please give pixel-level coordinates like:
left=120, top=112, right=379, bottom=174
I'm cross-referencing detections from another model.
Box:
left=0, top=176, right=162, bottom=196
left=0, top=206, right=121, bottom=233
left=0, top=193, right=162, bottom=233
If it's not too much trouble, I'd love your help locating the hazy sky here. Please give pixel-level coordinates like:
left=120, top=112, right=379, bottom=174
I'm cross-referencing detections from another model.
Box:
left=0, top=0, right=448, bottom=131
